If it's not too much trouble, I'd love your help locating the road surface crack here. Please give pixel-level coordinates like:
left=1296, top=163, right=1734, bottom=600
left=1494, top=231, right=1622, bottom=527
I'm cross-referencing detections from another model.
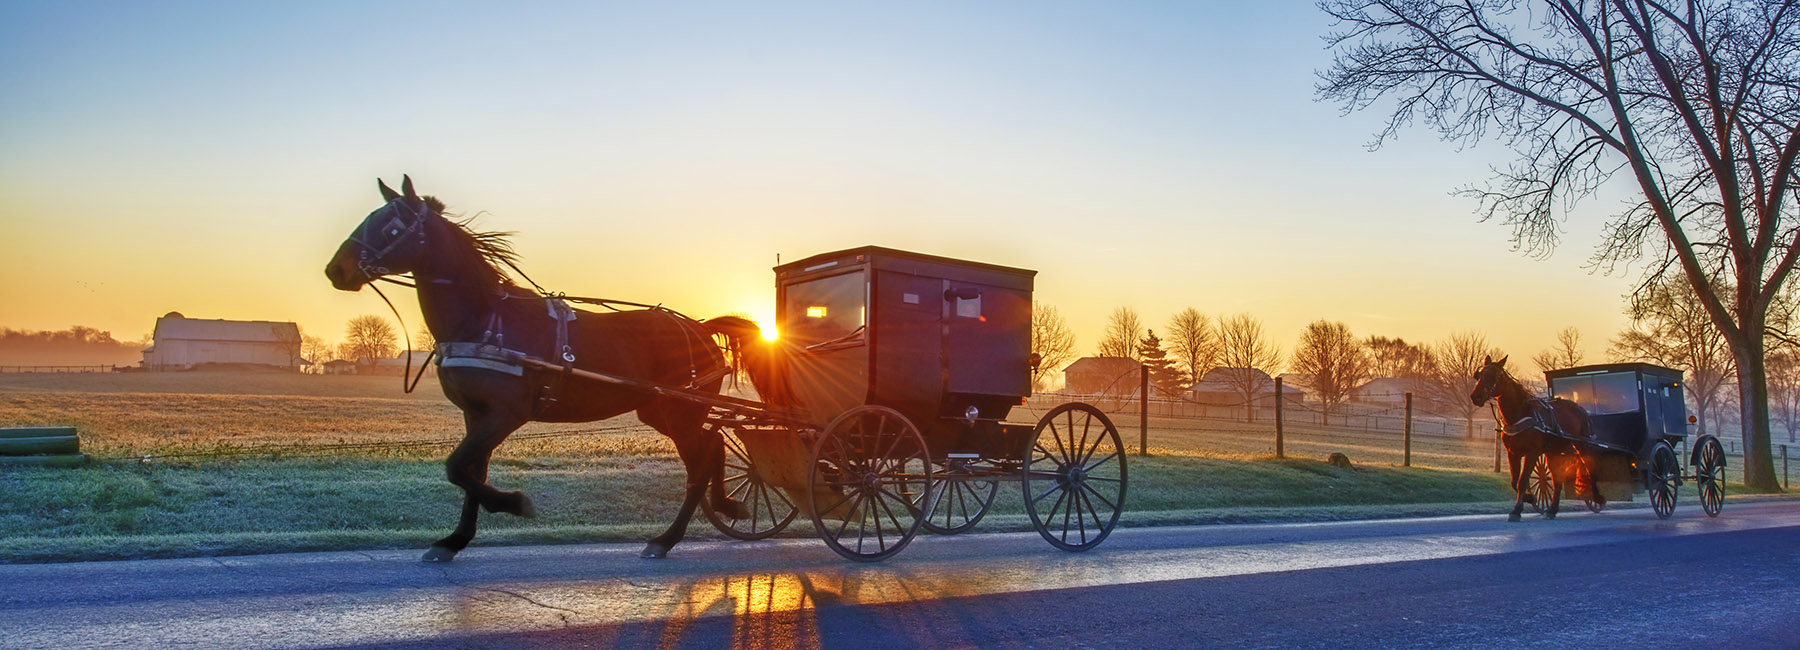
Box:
left=435, top=567, right=579, bottom=624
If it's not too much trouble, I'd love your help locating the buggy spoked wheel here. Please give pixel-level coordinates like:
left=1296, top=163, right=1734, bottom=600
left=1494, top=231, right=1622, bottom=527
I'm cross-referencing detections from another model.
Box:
left=1023, top=403, right=1126, bottom=552
left=1648, top=441, right=1679, bottom=519
left=919, top=464, right=999, bottom=535
left=704, top=427, right=798, bottom=540
left=1695, top=436, right=1725, bottom=518
left=1528, top=456, right=1555, bottom=515
left=807, top=405, right=932, bottom=562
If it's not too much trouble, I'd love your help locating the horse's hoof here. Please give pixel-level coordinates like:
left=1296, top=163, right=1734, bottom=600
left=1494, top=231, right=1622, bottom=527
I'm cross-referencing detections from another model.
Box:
left=1507, top=513, right=1522, bottom=522
left=421, top=546, right=460, bottom=563
left=1544, top=512, right=1558, bottom=520
left=640, top=544, right=669, bottom=560
left=517, top=494, right=538, bottom=519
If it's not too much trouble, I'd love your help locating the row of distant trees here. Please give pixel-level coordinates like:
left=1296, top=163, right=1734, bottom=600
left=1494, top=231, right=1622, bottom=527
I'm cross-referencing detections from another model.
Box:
left=296, top=315, right=427, bottom=373
left=1030, top=272, right=1800, bottom=439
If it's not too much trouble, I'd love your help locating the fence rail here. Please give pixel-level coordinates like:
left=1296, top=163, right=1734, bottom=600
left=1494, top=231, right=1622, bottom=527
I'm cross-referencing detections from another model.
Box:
left=0, top=365, right=115, bottom=373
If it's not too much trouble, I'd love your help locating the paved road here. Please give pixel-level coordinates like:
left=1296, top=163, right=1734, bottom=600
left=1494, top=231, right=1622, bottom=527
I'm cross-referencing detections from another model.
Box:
left=4, top=501, right=1798, bottom=650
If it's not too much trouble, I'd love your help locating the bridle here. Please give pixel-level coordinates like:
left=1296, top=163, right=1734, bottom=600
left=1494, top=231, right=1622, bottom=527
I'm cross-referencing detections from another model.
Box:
left=348, top=198, right=431, bottom=280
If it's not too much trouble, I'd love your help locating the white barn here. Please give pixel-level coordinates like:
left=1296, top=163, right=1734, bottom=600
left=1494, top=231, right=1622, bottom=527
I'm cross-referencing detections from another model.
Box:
left=140, top=312, right=301, bottom=370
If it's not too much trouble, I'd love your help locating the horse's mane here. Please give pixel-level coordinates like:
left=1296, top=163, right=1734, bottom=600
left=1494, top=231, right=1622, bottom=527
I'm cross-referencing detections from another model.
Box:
left=425, top=196, right=530, bottom=292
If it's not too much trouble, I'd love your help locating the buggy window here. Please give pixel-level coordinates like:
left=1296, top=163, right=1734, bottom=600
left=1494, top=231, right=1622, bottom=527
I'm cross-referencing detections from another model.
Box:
left=785, top=272, right=866, bottom=346
left=1551, top=372, right=1641, bottom=415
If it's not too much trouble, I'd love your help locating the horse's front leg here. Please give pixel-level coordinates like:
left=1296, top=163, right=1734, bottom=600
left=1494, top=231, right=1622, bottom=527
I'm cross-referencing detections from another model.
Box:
left=641, top=414, right=722, bottom=559
left=423, top=411, right=530, bottom=563
left=1507, top=452, right=1526, bottom=522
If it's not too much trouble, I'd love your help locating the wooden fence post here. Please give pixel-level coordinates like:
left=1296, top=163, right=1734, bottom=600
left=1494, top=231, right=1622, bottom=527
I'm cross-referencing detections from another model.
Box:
left=1139, top=366, right=1149, bottom=457
left=1403, top=393, right=1413, bottom=468
left=1274, top=376, right=1285, bottom=459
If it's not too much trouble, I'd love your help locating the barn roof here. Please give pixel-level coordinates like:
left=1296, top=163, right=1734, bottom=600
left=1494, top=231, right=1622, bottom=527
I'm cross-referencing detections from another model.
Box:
left=1063, top=357, right=1143, bottom=374
left=153, top=316, right=299, bottom=343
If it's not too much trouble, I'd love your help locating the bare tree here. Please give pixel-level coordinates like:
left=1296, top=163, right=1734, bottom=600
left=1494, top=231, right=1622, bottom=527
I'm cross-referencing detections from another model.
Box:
left=1427, top=332, right=1503, bottom=438
left=1769, top=349, right=1800, bottom=442
left=1293, top=320, right=1374, bottom=426
left=1165, top=308, right=1217, bottom=389
left=300, top=335, right=332, bottom=373
left=1612, top=275, right=1736, bottom=435
left=342, top=315, right=398, bottom=368
left=1366, top=335, right=1432, bottom=379
left=1532, top=326, right=1585, bottom=373
left=1320, top=0, right=1799, bottom=491
left=1096, top=306, right=1143, bottom=361
left=1216, top=313, right=1283, bottom=422
left=413, top=326, right=437, bottom=354
left=1031, top=302, right=1078, bottom=392
left=273, top=325, right=303, bottom=371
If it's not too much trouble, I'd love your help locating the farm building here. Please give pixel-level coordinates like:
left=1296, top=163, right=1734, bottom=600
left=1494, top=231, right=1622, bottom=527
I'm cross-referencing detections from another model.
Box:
left=1189, top=367, right=1304, bottom=408
left=1061, top=357, right=1143, bottom=396
left=360, top=351, right=434, bottom=376
left=322, top=359, right=358, bottom=375
left=139, top=312, right=301, bottom=370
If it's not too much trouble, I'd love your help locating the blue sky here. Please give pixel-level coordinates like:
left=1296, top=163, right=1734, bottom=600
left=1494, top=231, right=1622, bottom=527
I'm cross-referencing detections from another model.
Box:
left=0, top=1, right=1642, bottom=364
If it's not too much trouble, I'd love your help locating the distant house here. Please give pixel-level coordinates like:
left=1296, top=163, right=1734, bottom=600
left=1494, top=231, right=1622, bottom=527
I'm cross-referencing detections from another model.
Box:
left=139, top=312, right=301, bottom=370
left=1352, top=377, right=1448, bottom=413
left=1061, top=357, right=1143, bottom=396
left=322, top=359, right=358, bottom=375
left=360, top=351, right=434, bottom=377
left=1190, top=367, right=1304, bottom=407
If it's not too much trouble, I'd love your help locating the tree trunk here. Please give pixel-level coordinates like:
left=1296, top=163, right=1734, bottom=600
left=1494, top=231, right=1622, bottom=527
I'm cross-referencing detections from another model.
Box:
left=1733, top=336, right=1781, bottom=491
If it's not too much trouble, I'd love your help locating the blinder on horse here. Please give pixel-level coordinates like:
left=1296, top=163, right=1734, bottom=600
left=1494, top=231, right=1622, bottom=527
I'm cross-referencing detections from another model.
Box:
left=347, top=198, right=430, bottom=280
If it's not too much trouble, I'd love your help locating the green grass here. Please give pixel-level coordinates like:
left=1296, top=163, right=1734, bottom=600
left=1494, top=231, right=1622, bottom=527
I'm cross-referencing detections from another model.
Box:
left=0, top=450, right=1528, bottom=563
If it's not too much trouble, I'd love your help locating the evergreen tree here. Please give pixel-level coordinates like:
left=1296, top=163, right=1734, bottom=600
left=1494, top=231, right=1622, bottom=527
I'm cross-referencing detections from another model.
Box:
left=1137, top=330, right=1184, bottom=399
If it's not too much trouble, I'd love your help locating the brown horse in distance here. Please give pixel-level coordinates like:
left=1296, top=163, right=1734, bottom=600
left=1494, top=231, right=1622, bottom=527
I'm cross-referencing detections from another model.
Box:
left=1469, top=355, right=1600, bottom=521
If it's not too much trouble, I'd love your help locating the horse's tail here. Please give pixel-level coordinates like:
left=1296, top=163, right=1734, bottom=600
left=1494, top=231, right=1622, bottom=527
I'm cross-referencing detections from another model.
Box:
left=702, top=316, right=786, bottom=404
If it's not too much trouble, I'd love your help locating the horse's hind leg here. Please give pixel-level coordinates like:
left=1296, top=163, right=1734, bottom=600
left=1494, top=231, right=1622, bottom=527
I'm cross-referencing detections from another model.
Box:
left=423, top=412, right=531, bottom=563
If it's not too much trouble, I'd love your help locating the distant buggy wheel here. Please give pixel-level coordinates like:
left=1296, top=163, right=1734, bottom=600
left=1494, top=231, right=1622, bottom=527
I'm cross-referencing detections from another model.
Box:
left=704, top=427, right=798, bottom=540
left=1528, top=456, right=1555, bottom=515
left=1023, top=403, right=1127, bottom=552
left=807, top=405, right=932, bottom=562
left=919, top=464, right=999, bottom=535
left=1695, top=436, right=1725, bottom=518
left=1647, top=441, right=1679, bottom=519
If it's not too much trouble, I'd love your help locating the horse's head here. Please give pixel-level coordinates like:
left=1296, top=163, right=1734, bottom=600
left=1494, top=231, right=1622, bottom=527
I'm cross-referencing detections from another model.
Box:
left=325, top=176, right=435, bottom=291
left=1469, top=354, right=1510, bottom=407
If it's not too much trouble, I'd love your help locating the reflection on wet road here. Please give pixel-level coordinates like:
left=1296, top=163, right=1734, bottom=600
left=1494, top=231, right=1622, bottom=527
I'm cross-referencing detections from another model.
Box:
left=3, top=500, right=1796, bottom=649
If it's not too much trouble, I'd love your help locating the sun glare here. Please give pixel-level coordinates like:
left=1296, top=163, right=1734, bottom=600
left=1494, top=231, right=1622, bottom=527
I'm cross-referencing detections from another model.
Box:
left=757, top=320, right=779, bottom=341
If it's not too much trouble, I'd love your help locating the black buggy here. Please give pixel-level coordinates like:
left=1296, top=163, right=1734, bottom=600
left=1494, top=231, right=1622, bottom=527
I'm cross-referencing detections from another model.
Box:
left=697, top=246, right=1128, bottom=561
left=1524, top=363, right=1726, bottom=519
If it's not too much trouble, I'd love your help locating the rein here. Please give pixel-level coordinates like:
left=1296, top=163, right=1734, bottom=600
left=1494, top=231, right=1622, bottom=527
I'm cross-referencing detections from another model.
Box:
left=369, top=281, right=435, bottom=394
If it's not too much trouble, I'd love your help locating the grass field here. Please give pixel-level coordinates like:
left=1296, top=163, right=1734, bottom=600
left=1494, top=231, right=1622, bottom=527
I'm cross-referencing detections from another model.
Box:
left=0, top=372, right=1784, bottom=563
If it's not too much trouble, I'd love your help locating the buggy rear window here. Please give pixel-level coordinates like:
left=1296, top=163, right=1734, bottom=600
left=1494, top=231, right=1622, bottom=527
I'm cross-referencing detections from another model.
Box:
left=1550, top=372, right=1640, bottom=416
left=784, top=271, right=866, bottom=346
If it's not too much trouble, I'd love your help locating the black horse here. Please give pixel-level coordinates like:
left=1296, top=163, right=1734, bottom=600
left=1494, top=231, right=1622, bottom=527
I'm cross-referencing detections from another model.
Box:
left=324, top=176, right=752, bottom=561
left=1469, top=355, right=1599, bottom=521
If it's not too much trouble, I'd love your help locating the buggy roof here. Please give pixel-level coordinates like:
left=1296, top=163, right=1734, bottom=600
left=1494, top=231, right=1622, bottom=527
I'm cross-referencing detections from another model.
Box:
left=775, top=245, right=1036, bottom=291
left=1543, top=362, right=1684, bottom=381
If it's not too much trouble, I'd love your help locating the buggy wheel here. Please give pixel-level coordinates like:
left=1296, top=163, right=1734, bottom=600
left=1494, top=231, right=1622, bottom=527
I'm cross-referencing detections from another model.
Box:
left=1648, top=441, right=1679, bottom=519
left=1696, top=436, right=1725, bottom=518
left=1023, top=403, right=1126, bottom=552
left=807, top=405, right=931, bottom=562
left=703, top=427, right=797, bottom=540
left=1528, top=456, right=1555, bottom=515
left=919, top=468, right=999, bottom=535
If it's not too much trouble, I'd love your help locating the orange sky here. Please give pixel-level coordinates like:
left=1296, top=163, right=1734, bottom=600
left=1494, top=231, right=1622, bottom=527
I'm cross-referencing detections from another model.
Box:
left=0, top=3, right=1642, bottom=367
